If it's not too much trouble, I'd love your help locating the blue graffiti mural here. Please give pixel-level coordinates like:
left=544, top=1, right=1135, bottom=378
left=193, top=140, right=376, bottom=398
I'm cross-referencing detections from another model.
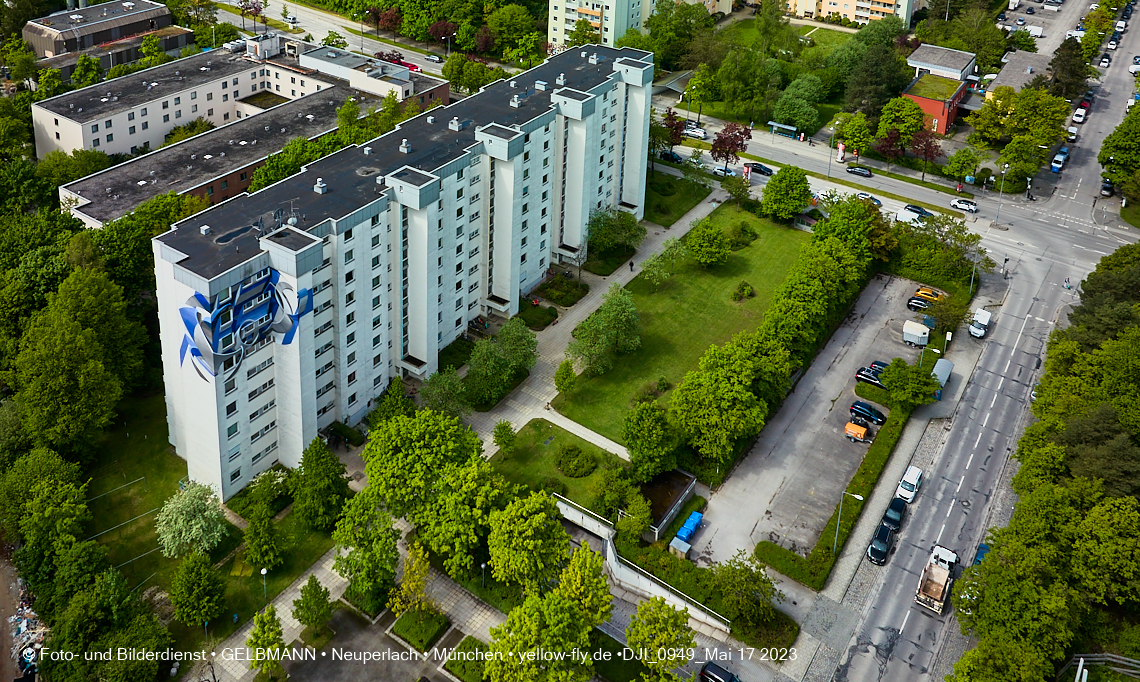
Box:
left=179, top=269, right=313, bottom=381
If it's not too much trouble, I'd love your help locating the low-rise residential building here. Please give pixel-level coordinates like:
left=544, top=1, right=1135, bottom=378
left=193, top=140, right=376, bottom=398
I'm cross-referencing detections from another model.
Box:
left=153, top=46, right=653, bottom=499
left=902, top=72, right=968, bottom=135
left=986, top=50, right=1052, bottom=97
left=907, top=44, right=977, bottom=82
left=23, top=0, right=173, bottom=58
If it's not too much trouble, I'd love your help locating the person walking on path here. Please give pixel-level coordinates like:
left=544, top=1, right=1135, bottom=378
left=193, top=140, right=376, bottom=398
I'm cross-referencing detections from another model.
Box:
left=629, top=261, right=634, bottom=272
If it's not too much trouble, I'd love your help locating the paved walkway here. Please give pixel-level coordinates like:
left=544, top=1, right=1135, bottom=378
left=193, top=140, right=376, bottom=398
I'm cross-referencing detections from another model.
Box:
left=467, top=186, right=729, bottom=458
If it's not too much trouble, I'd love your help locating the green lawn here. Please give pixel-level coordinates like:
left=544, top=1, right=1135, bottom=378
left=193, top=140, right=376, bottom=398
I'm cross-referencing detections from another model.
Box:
left=645, top=169, right=711, bottom=227
left=553, top=204, right=810, bottom=441
left=515, top=303, right=558, bottom=330
left=729, top=19, right=849, bottom=54
left=489, top=419, right=628, bottom=507
left=800, top=27, right=854, bottom=51
left=85, top=393, right=334, bottom=655
left=676, top=98, right=838, bottom=135
left=1122, top=202, right=1140, bottom=229
left=439, top=336, right=475, bottom=370
left=585, top=244, right=635, bottom=276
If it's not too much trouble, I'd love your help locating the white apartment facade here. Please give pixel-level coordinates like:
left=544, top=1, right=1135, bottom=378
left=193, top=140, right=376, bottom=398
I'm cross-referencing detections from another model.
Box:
left=791, top=0, right=917, bottom=25
left=548, top=0, right=652, bottom=47
left=153, top=46, right=653, bottom=499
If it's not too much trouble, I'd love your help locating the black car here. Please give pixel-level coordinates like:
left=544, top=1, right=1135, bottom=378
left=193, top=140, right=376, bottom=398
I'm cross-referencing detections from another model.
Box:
left=1102, top=179, right=1115, bottom=196
left=869, top=360, right=890, bottom=372
left=700, top=662, right=742, bottom=682
left=882, top=497, right=907, bottom=531
left=1026, top=6, right=1035, bottom=12
left=744, top=162, right=774, bottom=175
left=856, top=367, right=886, bottom=389
left=867, top=523, right=895, bottom=565
left=851, top=400, right=886, bottom=424
left=850, top=414, right=871, bottom=429
left=997, top=11, right=1007, bottom=19
left=907, top=296, right=932, bottom=311
left=904, top=204, right=935, bottom=217
left=658, top=150, right=683, bottom=164
left=846, top=165, right=873, bottom=177
left=1102, top=52, right=1113, bottom=62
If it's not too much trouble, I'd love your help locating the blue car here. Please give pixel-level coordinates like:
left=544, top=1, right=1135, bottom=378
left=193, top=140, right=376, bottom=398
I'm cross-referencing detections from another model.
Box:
left=973, top=543, right=991, bottom=565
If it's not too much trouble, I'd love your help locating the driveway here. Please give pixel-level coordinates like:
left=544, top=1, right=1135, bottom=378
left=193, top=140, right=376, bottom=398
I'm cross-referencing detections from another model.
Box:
left=690, top=275, right=921, bottom=565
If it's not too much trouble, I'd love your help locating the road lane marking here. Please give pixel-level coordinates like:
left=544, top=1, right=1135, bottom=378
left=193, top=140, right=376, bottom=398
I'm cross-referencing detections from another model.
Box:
left=947, top=499, right=956, bottom=517
left=1004, top=359, right=1011, bottom=372
left=900, top=611, right=911, bottom=635
left=990, top=393, right=997, bottom=408
left=936, top=523, right=946, bottom=543
left=983, top=413, right=990, bottom=428
left=974, top=433, right=982, bottom=448
left=1012, top=307, right=1033, bottom=357
left=956, top=475, right=965, bottom=493
left=966, top=453, right=974, bottom=470
left=997, top=377, right=1004, bottom=391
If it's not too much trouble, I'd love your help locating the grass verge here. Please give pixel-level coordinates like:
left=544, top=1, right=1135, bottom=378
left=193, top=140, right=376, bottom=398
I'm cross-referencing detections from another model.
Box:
left=438, top=336, right=475, bottom=370
left=584, top=244, right=635, bottom=276
left=489, top=419, right=628, bottom=508
left=392, top=609, right=450, bottom=652
left=445, top=636, right=489, bottom=682
left=553, top=204, right=809, bottom=440
left=753, top=403, right=914, bottom=590
left=1122, top=202, right=1140, bottom=229
left=516, top=303, right=558, bottom=331
left=301, top=617, right=338, bottom=650
left=645, top=169, right=712, bottom=227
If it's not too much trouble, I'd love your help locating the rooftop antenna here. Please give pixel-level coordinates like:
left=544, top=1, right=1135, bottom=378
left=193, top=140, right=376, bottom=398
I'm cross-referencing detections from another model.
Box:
left=283, top=197, right=301, bottom=225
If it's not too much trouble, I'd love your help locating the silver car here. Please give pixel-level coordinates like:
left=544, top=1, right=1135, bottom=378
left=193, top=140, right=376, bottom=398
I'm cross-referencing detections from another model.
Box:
left=950, top=198, right=978, bottom=212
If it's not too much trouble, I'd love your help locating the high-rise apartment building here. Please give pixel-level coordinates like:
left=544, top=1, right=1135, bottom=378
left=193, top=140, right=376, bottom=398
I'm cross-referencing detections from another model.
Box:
left=547, top=0, right=653, bottom=47
left=789, top=0, right=917, bottom=26
left=153, top=46, right=653, bottom=499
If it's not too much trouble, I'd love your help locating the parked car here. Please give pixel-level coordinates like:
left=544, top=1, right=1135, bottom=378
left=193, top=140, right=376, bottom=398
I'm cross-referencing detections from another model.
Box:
left=905, top=204, right=935, bottom=218
left=712, top=167, right=737, bottom=177
left=950, top=198, right=978, bottom=212
left=1016, top=16, right=1026, bottom=23
left=998, top=11, right=1007, bottom=18
left=700, top=662, right=742, bottom=682
left=425, top=53, right=443, bottom=62
left=907, top=296, right=932, bottom=311
left=658, top=150, right=683, bottom=164
left=856, top=367, right=886, bottom=389
left=857, top=192, right=882, bottom=206
left=1073, top=107, right=1088, bottom=123
left=1102, top=178, right=1115, bottom=196
left=913, top=286, right=944, bottom=302
left=882, top=497, right=907, bottom=531
left=851, top=401, right=886, bottom=424
left=896, top=465, right=924, bottom=503
left=1100, top=54, right=1112, bottom=67
left=684, top=120, right=702, bottom=129
left=744, top=162, right=774, bottom=175
left=846, top=165, right=873, bottom=177
left=972, top=543, right=991, bottom=565
left=1026, top=5, right=1036, bottom=11
left=867, top=523, right=896, bottom=565
left=869, top=360, right=890, bottom=372
left=684, top=127, right=708, bottom=140
left=1134, top=55, right=1140, bottom=64
left=1109, top=39, right=1119, bottom=49
left=1079, top=97, right=1093, bottom=109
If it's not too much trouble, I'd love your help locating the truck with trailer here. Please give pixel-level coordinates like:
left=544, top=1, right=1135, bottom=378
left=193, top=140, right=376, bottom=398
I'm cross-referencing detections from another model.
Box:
left=915, top=545, right=960, bottom=614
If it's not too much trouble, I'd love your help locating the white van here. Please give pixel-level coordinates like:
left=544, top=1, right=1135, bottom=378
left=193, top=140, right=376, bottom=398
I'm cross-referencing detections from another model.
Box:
left=285, top=14, right=299, bottom=24
left=1117, top=19, right=1127, bottom=31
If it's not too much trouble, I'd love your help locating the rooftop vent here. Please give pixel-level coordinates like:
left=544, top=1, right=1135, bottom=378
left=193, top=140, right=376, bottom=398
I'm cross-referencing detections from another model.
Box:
left=580, top=51, right=587, bottom=57
left=588, top=53, right=598, bottom=64
left=399, top=138, right=411, bottom=154
left=363, top=146, right=372, bottom=155
left=265, top=125, right=270, bottom=131
left=510, top=80, right=517, bottom=88
left=426, top=115, right=435, bottom=124
left=510, top=94, right=520, bottom=108
left=314, top=177, right=328, bottom=194
left=556, top=72, right=566, bottom=85
left=449, top=116, right=461, bottom=131
left=200, top=225, right=210, bottom=235
left=535, top=79, right=548, bottom=91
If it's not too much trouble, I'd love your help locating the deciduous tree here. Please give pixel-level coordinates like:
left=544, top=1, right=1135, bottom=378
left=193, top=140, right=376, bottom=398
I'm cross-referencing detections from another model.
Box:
left=762, top=165, right=812, bottom=221
left=839, top=111, right=873, bottom=156
left=293, top=574, right=334, bottom=634
left=155, top=481, right=229, bottom=558
left=552, top=545, right=611, bottom=628
left=1072, top=496, right=1140, bottom=605
left=488, top=491, right=570, bottom=592
left=587, top=206, right=647, bottom=253
left=672, top=368, right=766, bottom=462
left=0, top=447, right=79, bottom=542
left=387, top=541, right=435, bottom=616
left=564, top=18, right=599, bottom=47
left=874, top=128, right=905, bottom=171
left=880, top=358, right=941, bottom=409
left=625, top=597, right=695, bottom=680
left=332, top=494, right=399, bottom=614
left=417, top=457, right=514, bottom=577
left=909, top=128, right=944, bottom=181
left=685, top=218, right=731, bottom=266
left=554, top=358, right=577, bottom=393
left=713, top=549, right=783, bottom=626
left=246, top=605, right=285, bottom=678
left=773, top=94, right=819, bottom=134
left=623, top=403, right=677, bottom=483
left=493, top=419, right=516, bottom=451
left=567, top=284, right=641, bottom=375
left=244, top=503, right=282, bottom=571
left=945, top=147, right=980, bottom=182
left=710, top=122, right=752, bottom=173
left=877, top=97, right=926, bottom=146
left=421, top=366, right=470, bottom=418
left=486, top=591, right=593, bottom=682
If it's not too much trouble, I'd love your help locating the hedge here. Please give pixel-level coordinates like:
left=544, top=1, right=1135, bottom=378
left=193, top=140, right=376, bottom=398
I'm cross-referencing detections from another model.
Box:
left=444, top=636, right=488, bottom=682
left=391, top=609, right=450, bottom=653
left=328, top=421, right=366, bottom=447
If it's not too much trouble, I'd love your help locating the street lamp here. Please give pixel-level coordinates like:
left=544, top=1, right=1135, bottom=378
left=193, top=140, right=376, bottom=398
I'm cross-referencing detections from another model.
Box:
left=994, top=163, right=1009, bottom=226
left=443, top=32, right=456, bottom=58
left=920, top=344, right=941, bottom=368
left=481, top=562, right=487, bottom=588
left=260, top=567, right=268, bottom=603
left=833, top=491, right=865, bottom=557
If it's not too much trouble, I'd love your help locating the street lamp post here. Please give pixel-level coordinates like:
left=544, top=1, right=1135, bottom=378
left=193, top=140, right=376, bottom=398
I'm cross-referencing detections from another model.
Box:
left=994, top=163, right=1009, bottom=226
left=833, top=491, right=865, bottom=556
left=443, top=32, right=455, bottom=58
left=481, top=562, right=487, bottom=588
left=260, top=568, right=268, bottom=603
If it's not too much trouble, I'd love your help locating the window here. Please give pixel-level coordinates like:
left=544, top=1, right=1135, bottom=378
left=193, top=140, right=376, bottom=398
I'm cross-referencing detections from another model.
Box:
left=162, top=101, right=169, bottom=110
left=345, top=271, right=354, bottom=283
left=206, top=186, right=214, bottom=196
left=221, top=179, right=228, bottom=190
left=129, top=125, right=136, bottom=134
left=127, top=113, right=135, bottom=121
left=227, top=423, right=238, bottom=439
left=91, top=124, right=99, bottom=133
left=163, top=114, right=170, bottom=123
left=347, top=371, right=357, bottom=385
left=226, top=402, right=237, bottom=417
left=207, top=92, right=213, bottom=101
left=347, top=332, right=356, bottom=346
left=224, top=113, right=230, bottom=120
left=225, top=378, right=236, bottom=394
left=92, top=139, right=100, bottom=148
left=349, top=393, right=357, bottom=405
left=191, top=105, right=198, bottom=113
left=55, top=132, right=59, bottom=140
left=241, top=172, right=247, bottom=181
left=141, top=107, right=148, bottom=116
left=142, top=121, right=148, bottom=130
left=174, top=97, right=181, bottom=105
left=347, top=312, right=356, bottom=325
left=175, top=111, right=182, bottom=119
left=345, top=249, right=354, bottom=263
left=276, top=84, right=281, bottom=91
left=230, top=469, right=241, bottom=483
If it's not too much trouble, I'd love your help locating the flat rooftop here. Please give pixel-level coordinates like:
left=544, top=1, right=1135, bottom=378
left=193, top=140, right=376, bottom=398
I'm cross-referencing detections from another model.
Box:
left=65, top=85, right=373, bottom=224
left=907, top=44, right=976, bottom=73
left=39, top=25, right=193, bottom=73
left=28, top=0, right=166, bottom=32
left=160, top=45, right=653, bottom=280
left=989, top=50, right=1052, bottom=92
left=906, top=73, right=964, bottom=101
left=36, top=40, right=316, bottom=121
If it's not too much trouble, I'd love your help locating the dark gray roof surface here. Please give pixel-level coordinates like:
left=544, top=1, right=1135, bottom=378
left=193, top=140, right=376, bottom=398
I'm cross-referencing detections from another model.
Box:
left=161, top=45, right=652, bottom=280
left=29, top=0, right=167, bottom=33
left=907, top=44, right=976, bottom=72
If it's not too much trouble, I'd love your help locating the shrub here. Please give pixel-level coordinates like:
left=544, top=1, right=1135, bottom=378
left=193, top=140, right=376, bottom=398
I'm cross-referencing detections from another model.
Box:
left=445, top=636, right=489, bottom=682
left=632, top=382, right=660, bottom=405
left=556, top=444, right=597, bottom=478
left=391, top=609, right=450, bottom=652
left=656, top=376, right=671, bottom=392
left=731, top=281, right=756, bottom=301
left=328, top=421, right=365, bottom=446
left=726, top=220, right=759, bottom=250
left=536, top=475, right=566, bottom=496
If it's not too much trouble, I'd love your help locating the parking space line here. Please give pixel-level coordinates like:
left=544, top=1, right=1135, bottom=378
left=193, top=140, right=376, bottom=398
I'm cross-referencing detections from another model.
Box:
left=990, top=393, right=997, bottom=408
left=983, top=413, right=990, bottom=428
left=974, top=433, right=982, bottom=448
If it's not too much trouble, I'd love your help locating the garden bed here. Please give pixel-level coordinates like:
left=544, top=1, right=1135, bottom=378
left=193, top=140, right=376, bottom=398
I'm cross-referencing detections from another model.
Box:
left=438, top=336, right=475, bottom=370
left=516, top=302, right=558, bottom=330
left=392, top=609, right=450, bottom=652
left=300, top=616, right=337, bottom=650
left=533, top=276, right=590, bottom=307
left=584, top=244, right=636, bottom=276
left=444, top=636, right=489, bottom=682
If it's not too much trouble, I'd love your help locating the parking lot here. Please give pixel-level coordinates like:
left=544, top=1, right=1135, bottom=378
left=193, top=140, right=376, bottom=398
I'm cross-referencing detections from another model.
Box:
left=1005, top=0, right=1110, bottom=55
left=691, top=275, right=923, bottom=564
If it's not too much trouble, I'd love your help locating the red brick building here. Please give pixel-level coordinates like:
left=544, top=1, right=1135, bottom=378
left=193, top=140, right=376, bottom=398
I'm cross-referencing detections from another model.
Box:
left=902, top=73, right=968, bottom=135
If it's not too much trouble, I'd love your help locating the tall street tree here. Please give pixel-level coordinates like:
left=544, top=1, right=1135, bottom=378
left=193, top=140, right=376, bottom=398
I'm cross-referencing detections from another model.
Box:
left=332, top=494, right=400, bottom=614
left=294, top=436, right=351, bottom=531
